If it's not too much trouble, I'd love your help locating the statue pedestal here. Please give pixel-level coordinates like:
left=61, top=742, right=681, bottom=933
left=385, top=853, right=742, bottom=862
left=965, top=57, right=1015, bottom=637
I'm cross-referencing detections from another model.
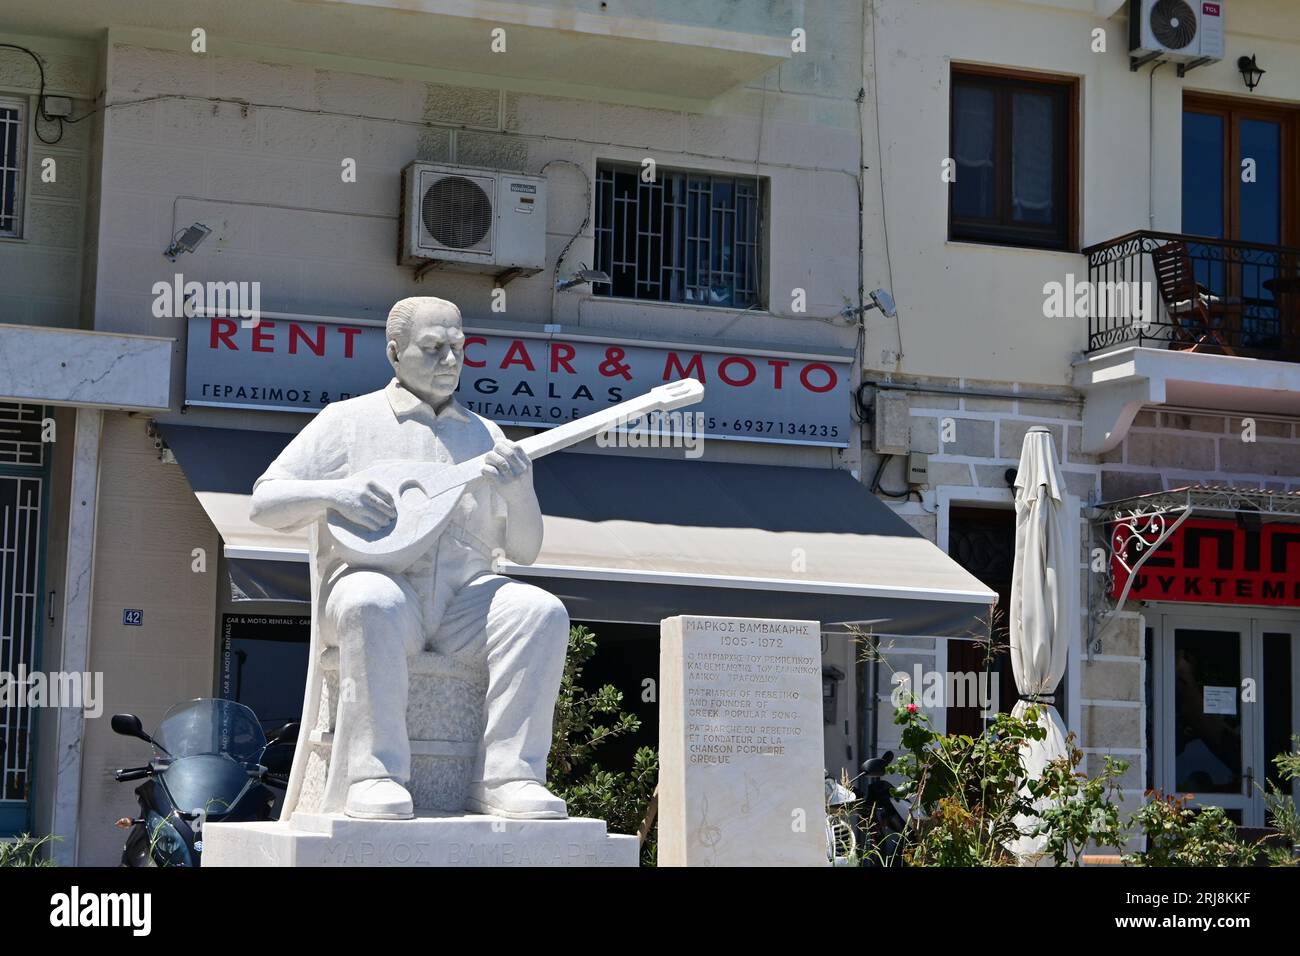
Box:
left=202, top=812, right=639, bottom=867
left=299, top=648, right=488, bottom=815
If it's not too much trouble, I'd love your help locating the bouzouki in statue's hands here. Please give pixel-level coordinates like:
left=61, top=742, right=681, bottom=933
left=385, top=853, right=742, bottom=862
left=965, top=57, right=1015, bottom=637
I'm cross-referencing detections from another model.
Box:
left=326, top=379, right=705, bottom=572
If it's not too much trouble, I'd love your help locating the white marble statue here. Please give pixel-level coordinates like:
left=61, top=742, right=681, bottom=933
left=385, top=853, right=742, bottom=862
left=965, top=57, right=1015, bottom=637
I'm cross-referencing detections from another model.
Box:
left=249, top=297, right=570, bottom=821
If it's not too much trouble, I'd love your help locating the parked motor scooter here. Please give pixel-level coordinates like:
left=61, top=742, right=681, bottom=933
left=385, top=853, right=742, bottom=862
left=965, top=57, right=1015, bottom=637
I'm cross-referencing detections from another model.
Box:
left=825, top=772, right=860, bottom=864
left=857, top=750, right=907, bottom=866
left=111, top=698, right=297, bottom=866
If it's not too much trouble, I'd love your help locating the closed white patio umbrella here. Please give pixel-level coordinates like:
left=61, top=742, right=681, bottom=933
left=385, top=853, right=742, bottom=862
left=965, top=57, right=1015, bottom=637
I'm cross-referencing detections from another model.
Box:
left=1009, top=426, right=1073, bottom=860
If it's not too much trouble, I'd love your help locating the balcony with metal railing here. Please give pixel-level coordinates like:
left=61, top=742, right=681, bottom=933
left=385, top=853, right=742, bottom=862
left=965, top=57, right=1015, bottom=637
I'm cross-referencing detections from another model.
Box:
left=1083, top=230, right=1300, bottom=361
left=1072, top=230, right=1300, bottom=454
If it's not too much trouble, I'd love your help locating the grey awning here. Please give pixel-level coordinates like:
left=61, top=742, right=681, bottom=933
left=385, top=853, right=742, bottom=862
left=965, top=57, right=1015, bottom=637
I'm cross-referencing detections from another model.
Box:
left=160, top=425, right=996, bottom=636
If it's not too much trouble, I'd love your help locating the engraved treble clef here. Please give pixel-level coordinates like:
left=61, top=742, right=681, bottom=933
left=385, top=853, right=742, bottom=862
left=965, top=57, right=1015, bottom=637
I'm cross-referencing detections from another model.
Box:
left=694, top=794, right=722, bottom=866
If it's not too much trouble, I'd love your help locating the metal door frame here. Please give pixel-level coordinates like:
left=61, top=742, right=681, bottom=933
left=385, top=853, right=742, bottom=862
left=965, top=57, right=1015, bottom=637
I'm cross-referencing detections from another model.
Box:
left=1152, top=604, right=1300, bottom=827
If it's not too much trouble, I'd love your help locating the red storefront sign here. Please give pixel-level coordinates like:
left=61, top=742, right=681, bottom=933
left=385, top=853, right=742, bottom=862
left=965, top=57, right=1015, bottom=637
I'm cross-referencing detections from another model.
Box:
left=1111, top=517, right=1300, bottom=606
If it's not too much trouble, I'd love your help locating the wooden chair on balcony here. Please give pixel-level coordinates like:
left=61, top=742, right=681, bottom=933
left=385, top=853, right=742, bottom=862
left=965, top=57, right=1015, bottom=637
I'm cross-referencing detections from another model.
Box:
left=1150, top=240, right=1239, bottom=355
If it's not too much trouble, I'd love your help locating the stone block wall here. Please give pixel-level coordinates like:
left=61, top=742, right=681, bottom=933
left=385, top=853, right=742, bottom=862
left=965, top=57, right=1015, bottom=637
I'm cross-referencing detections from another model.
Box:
left=865, top=372, right=1300, bottom=837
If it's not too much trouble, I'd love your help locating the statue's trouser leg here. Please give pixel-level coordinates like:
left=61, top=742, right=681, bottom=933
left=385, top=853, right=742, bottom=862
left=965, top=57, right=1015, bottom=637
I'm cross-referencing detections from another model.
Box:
left=435, top=574, right=569, bottom=786
left=323, top=569, right=424, bottom=797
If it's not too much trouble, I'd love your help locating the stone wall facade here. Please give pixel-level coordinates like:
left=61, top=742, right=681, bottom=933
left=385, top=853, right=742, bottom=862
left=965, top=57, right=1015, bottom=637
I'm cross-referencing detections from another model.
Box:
left=862, top=372, right=1300, bottom=813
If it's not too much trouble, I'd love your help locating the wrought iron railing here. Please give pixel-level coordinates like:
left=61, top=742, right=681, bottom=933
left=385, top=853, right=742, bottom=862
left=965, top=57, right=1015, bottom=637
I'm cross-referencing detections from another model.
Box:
left=1083, top=230, right=1300, bottom=361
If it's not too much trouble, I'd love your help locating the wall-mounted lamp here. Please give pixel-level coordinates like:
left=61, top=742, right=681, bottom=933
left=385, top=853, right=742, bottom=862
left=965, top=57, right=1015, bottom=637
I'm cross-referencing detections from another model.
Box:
left=1237, top=55, right=1266, bottom=92
left=164, top=222, right=212, bottom=261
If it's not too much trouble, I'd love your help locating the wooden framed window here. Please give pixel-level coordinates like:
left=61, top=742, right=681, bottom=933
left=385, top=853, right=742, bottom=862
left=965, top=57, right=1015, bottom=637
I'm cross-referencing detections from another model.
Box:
left=949, top=66, right=1078, bottom=251
left=1182, top=92, right=1299, bottom=247
left=1181, top=93, right=1300, bottom=353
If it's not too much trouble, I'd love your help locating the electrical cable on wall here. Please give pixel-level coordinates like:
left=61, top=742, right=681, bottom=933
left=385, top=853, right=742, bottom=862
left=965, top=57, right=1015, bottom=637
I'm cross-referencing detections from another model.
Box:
left=852, top=380, right=874, bottom=424
left=867, top=1, right=904, bottom=364
left=0, top=43, right=72, bottom=145
left=537, top=158, right=591, bottom=288
left=1148, top=60, right=1166, bottom=230
left=869, top=453, right=912, bottom=500
left=857, top=382, right=911, bottom=499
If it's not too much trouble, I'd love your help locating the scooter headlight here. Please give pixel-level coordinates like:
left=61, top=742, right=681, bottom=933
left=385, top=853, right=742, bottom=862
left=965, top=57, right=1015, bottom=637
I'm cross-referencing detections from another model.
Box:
left=145, top=811, right=194, bottom=867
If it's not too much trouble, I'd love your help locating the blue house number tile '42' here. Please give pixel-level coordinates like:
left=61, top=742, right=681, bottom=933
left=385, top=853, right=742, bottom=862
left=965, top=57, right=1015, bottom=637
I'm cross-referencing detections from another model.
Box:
left=123, top=609, right=143, bottom=626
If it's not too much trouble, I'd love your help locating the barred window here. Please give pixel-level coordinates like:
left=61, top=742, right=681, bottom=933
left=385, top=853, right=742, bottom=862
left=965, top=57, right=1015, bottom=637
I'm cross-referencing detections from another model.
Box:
left=0, top=404, right=44, bottom=466
left=595, top=163, right=763, bottom=309
left=0, top=98, right=23, bottom=238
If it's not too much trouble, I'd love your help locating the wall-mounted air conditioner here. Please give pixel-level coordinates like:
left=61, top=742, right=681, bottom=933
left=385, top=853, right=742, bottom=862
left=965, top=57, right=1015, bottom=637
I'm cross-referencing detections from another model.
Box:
left=399, top=162, right=547, bottom=278
left=1130, top=0, right=1225, bottom=74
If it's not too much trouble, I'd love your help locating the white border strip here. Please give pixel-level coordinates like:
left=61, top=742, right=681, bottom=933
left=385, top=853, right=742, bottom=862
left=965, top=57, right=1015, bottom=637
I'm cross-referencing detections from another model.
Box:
left=500, top=561, right=996, bottom=604
left=224, top=545, right=310, bottom=563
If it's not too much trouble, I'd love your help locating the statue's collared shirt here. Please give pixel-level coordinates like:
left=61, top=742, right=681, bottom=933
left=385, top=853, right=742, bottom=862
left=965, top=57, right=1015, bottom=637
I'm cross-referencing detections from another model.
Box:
left=255, top=379, right=511, bottom=640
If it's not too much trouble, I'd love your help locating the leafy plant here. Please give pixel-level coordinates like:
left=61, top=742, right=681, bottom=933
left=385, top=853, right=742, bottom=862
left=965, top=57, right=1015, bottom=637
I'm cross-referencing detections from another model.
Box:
left=547, top=624, right=658, bottom=865
left=1028, top=739, right=1128, bottom=865
left=1260, top=735, right=1300, bottom=866
left=1125, top=792, right=1257, bottom=867
left=889, top=701, right=1044, bottom=866
left=0, top=833, right=57, bottom=867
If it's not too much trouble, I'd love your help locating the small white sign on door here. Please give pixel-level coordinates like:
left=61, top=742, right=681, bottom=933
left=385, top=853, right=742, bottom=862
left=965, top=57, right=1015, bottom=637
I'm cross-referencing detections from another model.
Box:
left=1203, top=685, right=1237, bottom=716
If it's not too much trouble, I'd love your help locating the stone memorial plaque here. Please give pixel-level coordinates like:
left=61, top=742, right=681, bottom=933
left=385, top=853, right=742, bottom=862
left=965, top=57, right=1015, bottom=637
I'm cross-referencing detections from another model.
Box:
left=659, top=615, right=827, bottom=866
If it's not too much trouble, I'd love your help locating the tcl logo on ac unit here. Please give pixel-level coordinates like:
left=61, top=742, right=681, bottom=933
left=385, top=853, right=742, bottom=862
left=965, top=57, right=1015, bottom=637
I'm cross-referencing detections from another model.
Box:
left=1130, top=0, right=1225, bottom=65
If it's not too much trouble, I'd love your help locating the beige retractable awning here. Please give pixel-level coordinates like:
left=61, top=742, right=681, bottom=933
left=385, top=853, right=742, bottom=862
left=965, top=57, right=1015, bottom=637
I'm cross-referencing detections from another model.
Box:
left=195, top=490, right=311, bottom=560
left=162, top=426, right=996, bottom=635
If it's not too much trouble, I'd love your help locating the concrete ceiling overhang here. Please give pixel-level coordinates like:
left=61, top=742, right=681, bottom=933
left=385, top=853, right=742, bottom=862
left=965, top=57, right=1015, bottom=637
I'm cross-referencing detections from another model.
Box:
left=2, top=0, right=792, bottom=102
left=1072, top=346, right=1300, bottom=453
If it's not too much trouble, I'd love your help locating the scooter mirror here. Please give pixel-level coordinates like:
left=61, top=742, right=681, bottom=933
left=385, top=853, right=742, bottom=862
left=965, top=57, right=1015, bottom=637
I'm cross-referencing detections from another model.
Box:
left=110, top=714, right=150, bottom=743
left=861, top=749, right=895, bottom=776
left=266, top=721, right=300, bottom=746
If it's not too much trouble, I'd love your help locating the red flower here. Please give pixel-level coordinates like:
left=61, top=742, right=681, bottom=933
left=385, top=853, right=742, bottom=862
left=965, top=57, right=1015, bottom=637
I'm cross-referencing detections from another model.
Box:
left=906, top=703, right=918, bottom=714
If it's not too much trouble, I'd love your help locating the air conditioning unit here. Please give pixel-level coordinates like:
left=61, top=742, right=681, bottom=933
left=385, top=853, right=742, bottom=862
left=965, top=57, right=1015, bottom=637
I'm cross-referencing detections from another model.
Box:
left=399, top=162, right=547, bottom=277
left=1130, top=0, right=1225, bottom=73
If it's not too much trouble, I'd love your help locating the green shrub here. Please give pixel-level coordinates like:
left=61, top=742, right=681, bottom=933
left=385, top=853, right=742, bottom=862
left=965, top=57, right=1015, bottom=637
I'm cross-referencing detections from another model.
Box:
left=1260, top=735, right=1300, bottom=866
left=0, top=833, right=57, bottom=867
left=1125, top=793, right=1257, bottom=867
left=890, top=702, right=1044, bottom=866
left=1028, top=742, right=1128, bottom=866
left=547, top=624, right=657, bottom=865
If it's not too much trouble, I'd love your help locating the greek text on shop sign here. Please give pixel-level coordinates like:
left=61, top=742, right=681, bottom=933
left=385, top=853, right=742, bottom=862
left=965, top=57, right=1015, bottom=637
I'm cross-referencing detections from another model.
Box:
left=185, top=313, right=851, bottom=447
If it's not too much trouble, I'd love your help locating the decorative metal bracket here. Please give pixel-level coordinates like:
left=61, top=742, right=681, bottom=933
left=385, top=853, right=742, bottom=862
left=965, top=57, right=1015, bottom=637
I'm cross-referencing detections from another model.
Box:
left=1086, top=485, right=1300, bottom=657
left=1088, top=501, right=1190, bottom=659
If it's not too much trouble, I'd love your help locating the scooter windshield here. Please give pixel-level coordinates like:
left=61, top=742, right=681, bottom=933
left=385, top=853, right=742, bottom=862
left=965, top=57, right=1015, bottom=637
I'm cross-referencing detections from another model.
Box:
left=155, top=698, right=267, bottom=765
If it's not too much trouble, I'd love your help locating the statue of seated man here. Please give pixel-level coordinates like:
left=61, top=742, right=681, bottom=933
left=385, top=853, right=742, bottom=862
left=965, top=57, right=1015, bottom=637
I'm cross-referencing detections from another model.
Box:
left=249, top=296, right=569, bottom=821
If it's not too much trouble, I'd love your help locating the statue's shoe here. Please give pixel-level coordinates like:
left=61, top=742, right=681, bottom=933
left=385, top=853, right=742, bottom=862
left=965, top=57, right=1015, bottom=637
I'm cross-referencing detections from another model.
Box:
left=466, top=780, right=568, bottom=820
left=344, top=778, right=414, bottom=820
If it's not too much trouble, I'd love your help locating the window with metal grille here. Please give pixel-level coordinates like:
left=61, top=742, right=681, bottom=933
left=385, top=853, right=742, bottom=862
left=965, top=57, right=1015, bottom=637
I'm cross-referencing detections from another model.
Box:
left=0, top=472, right=41, bottom=806
left=595, top=163, right=763, bottom=308
left=0, top=403, right=45, bottom=824
left=0, top=98, right=23, bottom=239
left=0, top=404, right=43, bottom=467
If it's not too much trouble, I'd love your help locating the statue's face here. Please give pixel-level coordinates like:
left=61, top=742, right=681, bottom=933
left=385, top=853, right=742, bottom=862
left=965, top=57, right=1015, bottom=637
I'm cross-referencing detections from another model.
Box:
left=387, top=305, right=465, bottom=408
